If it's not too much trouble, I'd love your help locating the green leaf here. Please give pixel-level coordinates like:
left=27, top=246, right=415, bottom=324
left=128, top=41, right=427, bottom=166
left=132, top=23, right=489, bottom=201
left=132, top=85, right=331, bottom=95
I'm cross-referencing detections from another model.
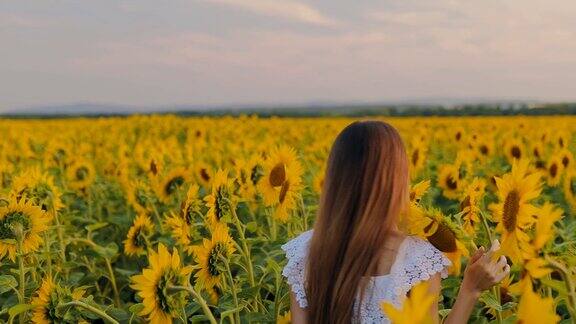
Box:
left=0, top=275, right=18, bottom=294
left=246, top=221, right=258, bottom=233
left=129, top=303, right=144, bottom=314
left=8, top=303, right=36, bottom=318
left=85, top=222, right=109, bottom=232
left=540, top=278, right=568, bottom=297
left=92, top=242, right=119, bottom=259
left=479, top=292, right=502, bottom=311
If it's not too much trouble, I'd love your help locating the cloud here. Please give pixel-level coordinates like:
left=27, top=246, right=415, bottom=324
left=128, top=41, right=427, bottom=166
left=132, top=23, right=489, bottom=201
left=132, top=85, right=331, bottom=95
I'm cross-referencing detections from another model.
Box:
left=200, top=0, right=339, bottom=26
left=0, top=13, right=57, bottom=28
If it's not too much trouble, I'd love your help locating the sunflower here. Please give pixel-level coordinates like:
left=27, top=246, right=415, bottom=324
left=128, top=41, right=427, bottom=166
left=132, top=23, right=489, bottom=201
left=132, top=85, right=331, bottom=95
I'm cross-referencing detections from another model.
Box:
left=558, top=148, right=574, bottom=170
left=10, top=167, right=64, bottom=215
left=31, top=277, right=87, bottom=324
left=193, top=223, right=236, bottom=290
left=423, top=208, right=468, bottom=275
left=531, top=202, right=562, bottom=254
left=503, top=138, right=524, bottom=163
left=437, top=164, right=461, bottom=200
left=474, top=137, right=494, bottom=162
left=545, top=155, right=563, bottom=187
left=459, top=178, right=486, bottom=236
left=66, top=159, right=96, bottom=191
left=272, top=163, right=303, bottom=223
left=408, top=140, right=428, bottom=178
left=260, top=146, right=303, bottom=206
left=194, top=161, right=213, bottom=188
left=399, top=180, right=432, bottom=237
left=409, top=180, right=430, bottom=203
left=232, top=155, right=262, bottom=201
left=123, top=213, right=154, bottom=256
left=277, top=311, right=292, bottom=324
left=381, top=281, right=435, bottom=324
left=0, top=199, right=50, bottom=261
left=165, top=184, right=203, bottom=255
left=563, top=169, right=576, bottom=212
left=43, top=141, right=70, bottom=168
left=130, top=243, right=193, bottom=324
left=125, top=179, right=152, bottom=214
left=154, top=167, right=191, bottom=203
left=204, top=169, right=234, bottom=227
left=530, top=141, right=545, bottom=160
left=490, top=159, right=541, bottom=263
left=517, top=284, right=560, bottom=324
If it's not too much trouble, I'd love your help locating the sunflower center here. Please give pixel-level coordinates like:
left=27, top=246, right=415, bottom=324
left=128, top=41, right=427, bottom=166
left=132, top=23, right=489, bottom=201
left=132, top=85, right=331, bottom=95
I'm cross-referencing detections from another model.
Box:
left=549, top=163, right=558, bottom=178
left=214, top=186, right=231, bottom=221
left=511, top=146, right=521, bottom=159
left=533, top=148, right=540, bottom=158
left=570, top=177, right=576, bottom=195
left=269, top=163, right=286, bottom=187
left=22, top=183, right=54, bottom=212
left=164, top=176, right=185, bottom=195
left=411, top=149, right=419, bottom=166
left=150, top=160, right=159, bottom=175
left=455, top=132, right=462, bottom=141
left=502, top=190, right=520, bottom=232
left=200, top=168, right=211, bottom=182
left=133, top=227, right=147, bottom=248
left=0, top=211, right=31, bottom=240
left=535, top=160, right=545, bottom=170
left=251, top=165, right=263, bottom=185
left=75, top=166, right=89, bottom=181
left=562, top=156, right=570, bottom=168
left=208, top=242, right=226, bottom=276
left=479, top=145, right=488, bottom=155
left=446, top=175, right=458, bottom=190
left=279, top=180, right=290, bottom=204
left=426, top=222, right=457, bottom=253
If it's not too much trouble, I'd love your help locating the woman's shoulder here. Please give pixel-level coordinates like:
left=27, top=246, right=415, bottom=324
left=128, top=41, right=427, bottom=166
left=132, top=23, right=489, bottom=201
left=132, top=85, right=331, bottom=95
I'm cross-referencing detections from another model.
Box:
left=281, top=229, right=314, bottom=257
left=401, top=235, right=451, bottom=267
left=281, top=230, right=314, bottom=308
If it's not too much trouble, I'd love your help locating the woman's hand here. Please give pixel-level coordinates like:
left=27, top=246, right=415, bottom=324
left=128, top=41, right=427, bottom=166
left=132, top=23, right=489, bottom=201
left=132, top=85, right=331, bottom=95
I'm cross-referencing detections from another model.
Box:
left=444, top=239, right=510, bottom=324
left=461, top=239, right=510, bottom=296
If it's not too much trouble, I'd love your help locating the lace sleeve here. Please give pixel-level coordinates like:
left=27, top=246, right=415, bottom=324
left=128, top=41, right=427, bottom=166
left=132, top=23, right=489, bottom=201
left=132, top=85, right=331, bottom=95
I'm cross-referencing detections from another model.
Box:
left=281, top=230, right=313, bottom=308
left=392, top=236, right=452, bottom=299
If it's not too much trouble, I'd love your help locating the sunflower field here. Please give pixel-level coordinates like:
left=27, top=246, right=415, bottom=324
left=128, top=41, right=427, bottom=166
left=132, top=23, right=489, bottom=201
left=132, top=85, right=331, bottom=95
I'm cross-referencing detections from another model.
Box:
left=0, top=115, right=575, bottom=324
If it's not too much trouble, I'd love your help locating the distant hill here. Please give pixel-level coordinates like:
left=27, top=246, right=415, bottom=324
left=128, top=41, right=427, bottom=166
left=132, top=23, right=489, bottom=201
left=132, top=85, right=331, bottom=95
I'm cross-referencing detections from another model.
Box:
left=2, top=98, right=575, bottom=118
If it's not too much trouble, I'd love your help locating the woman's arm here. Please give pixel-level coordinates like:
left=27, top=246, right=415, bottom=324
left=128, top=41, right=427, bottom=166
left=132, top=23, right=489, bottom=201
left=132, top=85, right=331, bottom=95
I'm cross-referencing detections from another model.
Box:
left=444, top=241, right=510, bottom=324
left=290, top=289, right=308, bottom=324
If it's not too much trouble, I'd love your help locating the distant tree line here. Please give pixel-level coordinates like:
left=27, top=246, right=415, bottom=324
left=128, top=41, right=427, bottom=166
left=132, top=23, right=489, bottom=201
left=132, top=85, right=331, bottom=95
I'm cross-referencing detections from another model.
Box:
left=2, top=102, right=576, bottom=119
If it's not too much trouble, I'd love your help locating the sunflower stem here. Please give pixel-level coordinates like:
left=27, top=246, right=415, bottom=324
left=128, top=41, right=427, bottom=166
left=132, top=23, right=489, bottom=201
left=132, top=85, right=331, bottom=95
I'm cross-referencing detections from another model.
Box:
left=42, top=232, right=53, bottom=278
left=229, top=202, right=259, bottom=312
left=54, top=212, right=67, bottom=266
left=105, top=258, right=121, bottom=308
left=223, top=258, right=240, bottom=324
left=59, top=301, right=119, bottom=324
left=149, top=201, right=164, bottom=232
left=169, top=285, right=218, bottom=324
left=16, top=229, right=26, bottom=324
left=546, top=256, right=576, bottom=320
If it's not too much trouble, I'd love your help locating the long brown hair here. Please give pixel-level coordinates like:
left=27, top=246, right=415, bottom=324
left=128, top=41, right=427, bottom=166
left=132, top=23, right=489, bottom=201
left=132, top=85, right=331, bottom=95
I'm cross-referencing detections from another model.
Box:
left=306, top=121, right=409, bottom=323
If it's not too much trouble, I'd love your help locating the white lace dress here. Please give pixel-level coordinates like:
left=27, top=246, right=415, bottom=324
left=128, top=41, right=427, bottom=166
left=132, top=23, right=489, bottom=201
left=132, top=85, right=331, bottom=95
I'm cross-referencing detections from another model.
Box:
left=281, top=230, right=452, bottom=323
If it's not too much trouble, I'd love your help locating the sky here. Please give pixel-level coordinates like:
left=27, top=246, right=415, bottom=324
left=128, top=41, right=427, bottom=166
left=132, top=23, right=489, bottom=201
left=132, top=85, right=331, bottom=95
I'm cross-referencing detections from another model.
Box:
left=1, top=0, right=576, bottom=111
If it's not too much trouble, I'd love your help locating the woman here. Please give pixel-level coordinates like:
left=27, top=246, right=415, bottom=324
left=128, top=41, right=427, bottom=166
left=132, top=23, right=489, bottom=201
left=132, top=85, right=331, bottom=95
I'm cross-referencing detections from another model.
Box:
left=282, top=121, right=510, bottom=323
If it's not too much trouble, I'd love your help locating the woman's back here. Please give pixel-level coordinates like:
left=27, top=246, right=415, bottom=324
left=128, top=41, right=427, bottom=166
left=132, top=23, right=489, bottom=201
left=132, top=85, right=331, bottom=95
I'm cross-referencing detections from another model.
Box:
left=282, top=230, right=451, bottom=323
